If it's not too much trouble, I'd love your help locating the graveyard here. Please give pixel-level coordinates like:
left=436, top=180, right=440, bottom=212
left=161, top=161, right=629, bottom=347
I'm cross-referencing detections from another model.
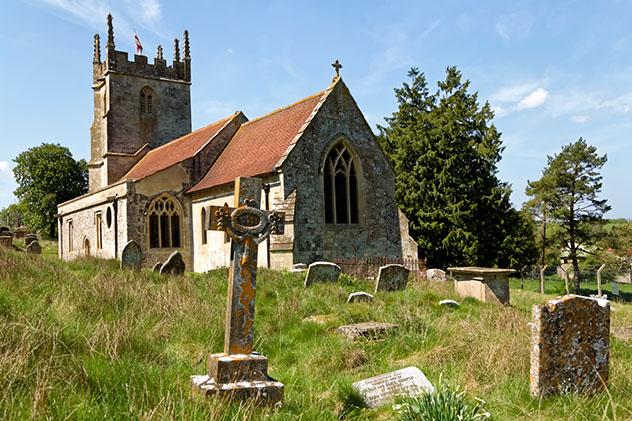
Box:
left=1, top=240, right=631, bottom=420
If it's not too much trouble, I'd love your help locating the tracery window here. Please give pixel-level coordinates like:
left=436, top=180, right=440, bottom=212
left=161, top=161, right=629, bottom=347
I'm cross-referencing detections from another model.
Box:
left=324, top=142, right=360, bottom=224
left=147, top=194, right=181, bottom=248
left=140, top=87, right=154, bottom=115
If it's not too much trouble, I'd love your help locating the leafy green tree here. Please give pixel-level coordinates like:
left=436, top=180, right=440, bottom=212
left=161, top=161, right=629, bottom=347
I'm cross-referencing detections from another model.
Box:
left=526, top=138, right=610, bottom=292
left=13, top=143, right=87, bottom=238
left=379, top=67, right=535, bottom=268
left=0, top=201, right=28, bottom=228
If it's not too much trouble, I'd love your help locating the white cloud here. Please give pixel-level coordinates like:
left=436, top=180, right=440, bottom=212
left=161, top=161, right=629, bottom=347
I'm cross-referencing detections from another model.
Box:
left=517, top=88, right=549, bottom=109
left=571, top=114, right=591, bottom=123
left=491, top=105, right=508, bottom=118
left=496, top=22, right=510, bottom=40
left=490, top=82, right=540, bottom=103
left=0, top=161, right=9, bottom=173
left=138, top=0, right=161, bottom=27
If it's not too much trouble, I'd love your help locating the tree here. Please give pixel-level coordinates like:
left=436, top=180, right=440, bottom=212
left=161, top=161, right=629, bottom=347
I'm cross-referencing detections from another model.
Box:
left=378, top=67, right=535, bottom=268
left=13, top=143, right=87, bottom=238
left=526, top=138, right=610, bottom=292
left=524, top=176, right=554, bottom=267
left=0, top=201, right=28, bottom=228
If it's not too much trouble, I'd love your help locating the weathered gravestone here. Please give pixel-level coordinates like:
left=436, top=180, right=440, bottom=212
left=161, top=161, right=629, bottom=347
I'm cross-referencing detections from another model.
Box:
left=0, top=226, right=10, bottom=235
left=191, top=176, right=285, bottom=405
left=336, top=322, right=398, bottom=340
left=449, top=267, right=515, bottom=305
left=120, top=240, right=142, bottom=270
left=375, top=264, right=409, bottom=293
left=426, top=268, right=447, bottom=281
left=25, top=234, right=38, bottom=247
left=289, top=263, right=307, bottom=273
left=0, top=234, right=13, bottom=248
left=304, top=261, right=341, bottom=287
left=347, top=291, right=374, bottom=303
left=530, top=295, right=610, bottom=397
left=353, top=366, right=435, bottom=408
left=26, top=240, right=41, bottom=254
left=160, top=251, right=185, bottom=276
left=152, top=261, right=162, bottom=272
left=439, top=299, right=460, bottom=308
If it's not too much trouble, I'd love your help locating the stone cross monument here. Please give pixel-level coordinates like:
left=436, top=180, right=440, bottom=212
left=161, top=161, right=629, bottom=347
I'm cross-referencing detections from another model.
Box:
left=191, top=177, right=285, bottom=405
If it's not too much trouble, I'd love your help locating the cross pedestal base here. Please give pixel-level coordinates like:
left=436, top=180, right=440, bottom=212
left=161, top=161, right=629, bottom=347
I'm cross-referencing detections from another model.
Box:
left=191, top=353, right=284, bottom=405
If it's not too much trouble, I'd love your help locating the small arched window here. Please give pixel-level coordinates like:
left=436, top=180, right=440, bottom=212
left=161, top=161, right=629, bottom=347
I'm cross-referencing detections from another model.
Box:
left=324, top=142, right=360, bottom=224
left=68, top=220, right=74, bottom=252
left=201, top=207, right=207, bottom=245
left=140, top=87, right=155, bottom=116
left=147, top=194, right=181, bottom=248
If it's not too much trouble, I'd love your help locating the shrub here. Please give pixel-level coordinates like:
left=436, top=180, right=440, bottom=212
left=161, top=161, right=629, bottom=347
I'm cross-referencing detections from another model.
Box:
left=396, top=383, right=490, bottom=421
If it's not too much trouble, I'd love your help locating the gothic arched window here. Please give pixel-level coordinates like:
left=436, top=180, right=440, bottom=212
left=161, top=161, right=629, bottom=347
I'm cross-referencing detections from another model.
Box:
left=324, top=142, right=360, bottom=224
left=147, top=194, right=181, bottom=248
left=140, top=87, right=154, bottom=115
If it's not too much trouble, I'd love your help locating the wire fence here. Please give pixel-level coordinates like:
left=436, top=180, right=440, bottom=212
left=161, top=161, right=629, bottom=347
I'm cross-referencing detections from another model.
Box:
left=331, top=257, right=427, bottom=280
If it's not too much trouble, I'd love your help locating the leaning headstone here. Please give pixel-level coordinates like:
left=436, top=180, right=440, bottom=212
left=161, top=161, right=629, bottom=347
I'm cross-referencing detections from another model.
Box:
left=336, top=322, right=398, bottom=340
left=191, top=177, right=285, bottom=405
left=439, top=299, right=460, bottom=308
left=352, top=366, right=435, bottom=408
left=160, top=251, right=186, bottom=276
left=347, top=291, right=374, bottom=303
left=120, top=240, right=142, bottom=270
left=304, top=262, right=341, bottom=287
left=26, top=240, right=41, bottom=254
left=375, top=264, right=409, bottom=292
left=25, top=234, right=38, bottom=247
left=152, top=261, right=162, bottom=272
left=530, top=295, right=610, bottom=397
left=426, top=268, right=447, bottom=281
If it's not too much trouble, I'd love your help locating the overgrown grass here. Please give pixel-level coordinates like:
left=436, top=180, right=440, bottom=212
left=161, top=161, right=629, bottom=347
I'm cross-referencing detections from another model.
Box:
left=1, top=243, right=632, bottom=419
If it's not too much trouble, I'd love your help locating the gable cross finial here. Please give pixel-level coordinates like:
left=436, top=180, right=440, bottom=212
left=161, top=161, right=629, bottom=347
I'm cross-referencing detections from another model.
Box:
left=331, top=59, right=342, bottom=78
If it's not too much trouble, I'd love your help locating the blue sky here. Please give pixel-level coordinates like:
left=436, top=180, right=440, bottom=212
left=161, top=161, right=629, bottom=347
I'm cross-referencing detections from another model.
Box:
left=1, top=1, right=630, bottom=217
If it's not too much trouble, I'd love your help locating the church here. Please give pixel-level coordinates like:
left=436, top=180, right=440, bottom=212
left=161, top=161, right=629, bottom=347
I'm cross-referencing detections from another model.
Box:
left=57, top=15, right=417, bottom=271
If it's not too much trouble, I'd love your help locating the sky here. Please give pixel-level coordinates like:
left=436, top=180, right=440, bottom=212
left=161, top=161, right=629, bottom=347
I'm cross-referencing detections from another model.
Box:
left=0, top=0, right=631, bottom=217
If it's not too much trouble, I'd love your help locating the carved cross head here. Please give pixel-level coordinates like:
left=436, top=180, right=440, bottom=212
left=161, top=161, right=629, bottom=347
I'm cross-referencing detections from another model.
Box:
left=214, top=199, right=284, bottom=246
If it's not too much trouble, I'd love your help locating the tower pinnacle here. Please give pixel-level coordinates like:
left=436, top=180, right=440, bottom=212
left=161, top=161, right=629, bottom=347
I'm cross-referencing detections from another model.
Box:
left=174, top=38, right=180, bottom=62
left=184, top=30, right=190, bottom=59
left=93, top=34, right=101, bottom=64
left=106, top=14, right=115, bottom=49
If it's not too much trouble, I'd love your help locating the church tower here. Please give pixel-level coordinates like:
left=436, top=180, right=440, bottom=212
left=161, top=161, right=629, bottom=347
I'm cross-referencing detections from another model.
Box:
left=89, top=14, right=192, bottom=192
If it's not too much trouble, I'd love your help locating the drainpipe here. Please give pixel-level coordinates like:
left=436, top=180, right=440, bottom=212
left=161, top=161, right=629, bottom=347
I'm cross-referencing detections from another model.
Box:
left=263, top=183, right=271, bottom=268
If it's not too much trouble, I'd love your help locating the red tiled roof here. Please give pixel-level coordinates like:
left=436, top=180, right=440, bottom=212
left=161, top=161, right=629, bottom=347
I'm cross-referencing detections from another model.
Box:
left=188, top=91, right=325, bottom=193
left=122, top=114, right=237, bottom=180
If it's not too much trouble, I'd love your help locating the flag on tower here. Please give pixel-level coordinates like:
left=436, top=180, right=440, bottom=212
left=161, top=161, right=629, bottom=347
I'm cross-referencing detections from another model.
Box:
left=134, top=31, right=143, bottom=55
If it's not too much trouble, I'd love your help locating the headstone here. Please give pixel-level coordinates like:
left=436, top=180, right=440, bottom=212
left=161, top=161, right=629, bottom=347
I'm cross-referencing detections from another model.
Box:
left=0, top=235, right=12, bottom=248
left=160, top=251, right=186, bottom=276
left=336, top=322, right=398, bottom=340
left=426, top=268, right=447, bottom=281
left=304, top=262, right=341, bottom=287
left=26, top=240, right=41, bottom=254
left=530, top=295, right=610, bottom=397
left=25, top=234, right=38, bottom=247
left=611, top=282, right=620, bottom=297
left=191, top=177, right=285, bottom=405
left=352, top=366, right=435, bottom=408
left=347, top=291, right=374, bottom=303
left=120, top=240, right=142, bottom=270
left=289, top=263, right=307, bottom=273
left=439, top=299, right=460, bottom=308
left=0, top=226, right=10, bottom=235
left=375, top=264, right=409, bottom=292
left=152, top=261, right=162, bottom=272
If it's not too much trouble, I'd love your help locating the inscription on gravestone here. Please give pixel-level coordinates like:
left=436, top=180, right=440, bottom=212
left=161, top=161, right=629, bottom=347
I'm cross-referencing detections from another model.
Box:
left=353, top=366, right=435, bottom=408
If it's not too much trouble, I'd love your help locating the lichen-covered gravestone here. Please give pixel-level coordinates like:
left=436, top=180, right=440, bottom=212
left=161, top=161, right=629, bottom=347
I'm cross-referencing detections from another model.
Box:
left=353, top=366, right=435, bottom=408
left=26, top=240, right=41, bottom=254
left=530, top=295, right=610, bottom=397
left=374, top=264, right=409, bottom=292
left=160, top=251, right=185, bottom=276
left=347, top=291, right=374, bottom=303
left=304, top=262, right=341, bottom=287
left=25, top=234, right=38, bottom=247
left=120, top=240, right=142, bottom=270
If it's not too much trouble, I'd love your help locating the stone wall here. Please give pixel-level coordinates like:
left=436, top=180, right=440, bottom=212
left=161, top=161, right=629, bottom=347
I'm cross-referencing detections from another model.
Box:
left=279, top=79, right=409, bottom=263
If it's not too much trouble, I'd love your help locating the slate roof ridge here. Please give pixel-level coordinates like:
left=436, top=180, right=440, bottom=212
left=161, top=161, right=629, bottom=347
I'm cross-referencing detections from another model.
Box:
left=274, top=76, right=341, bottom=168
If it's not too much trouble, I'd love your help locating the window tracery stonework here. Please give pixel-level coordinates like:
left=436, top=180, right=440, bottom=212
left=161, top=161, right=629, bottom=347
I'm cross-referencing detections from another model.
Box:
left=147, top=194, right=181, bottom=248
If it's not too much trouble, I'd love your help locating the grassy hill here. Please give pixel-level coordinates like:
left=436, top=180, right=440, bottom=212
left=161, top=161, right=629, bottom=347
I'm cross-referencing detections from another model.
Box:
left=1, top=242, right=631, bottom=420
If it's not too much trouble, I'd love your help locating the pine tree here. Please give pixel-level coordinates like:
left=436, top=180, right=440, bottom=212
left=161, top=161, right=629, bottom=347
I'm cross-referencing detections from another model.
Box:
left=379, top=67, right=534, bottom=268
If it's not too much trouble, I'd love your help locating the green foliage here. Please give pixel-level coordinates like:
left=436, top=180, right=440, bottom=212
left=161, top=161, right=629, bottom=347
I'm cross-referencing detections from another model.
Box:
left=378, top=67, right=535, bottom=269
left=0, top=201, right=28, bottom=228
left=12, top=143, right=87, bottom=238
left=526, top=138, right=610, bottom=291
left=396, top=383, right=490, bottom=421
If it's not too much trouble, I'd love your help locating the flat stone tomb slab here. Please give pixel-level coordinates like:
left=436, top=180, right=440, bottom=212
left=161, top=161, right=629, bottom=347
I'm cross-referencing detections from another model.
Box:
left=530, top=294, right=610, bottom=397
left=449, top=266, right=515, bottom=305
left=353, top=366, right=434, bottom=408
left=336, top=322, right=398, bottom=340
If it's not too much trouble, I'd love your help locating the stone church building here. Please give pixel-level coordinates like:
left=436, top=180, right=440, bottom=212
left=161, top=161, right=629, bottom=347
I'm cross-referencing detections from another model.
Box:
left=57, top=16, right=417, bottom=271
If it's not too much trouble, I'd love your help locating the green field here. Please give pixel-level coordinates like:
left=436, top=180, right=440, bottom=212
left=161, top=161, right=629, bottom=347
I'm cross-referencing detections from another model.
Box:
left=1, top=241, right=631, bottom=420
